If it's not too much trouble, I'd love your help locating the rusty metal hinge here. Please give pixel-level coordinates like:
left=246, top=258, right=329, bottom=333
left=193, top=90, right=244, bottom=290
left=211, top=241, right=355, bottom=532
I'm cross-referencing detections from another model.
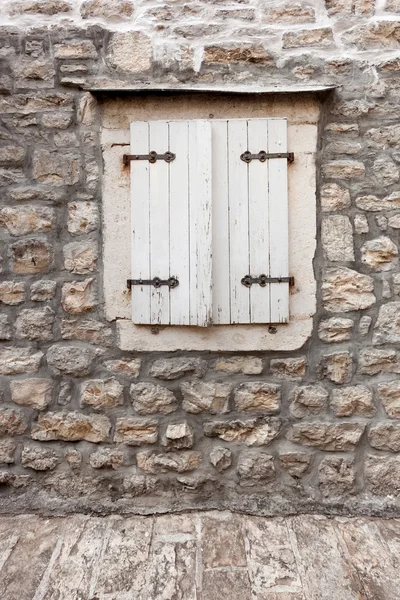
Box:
left=123, top=151, right=176, bottom=166
left=241, top=275, right=295, bottom=288
left=127, top=277, right=179, bottom=290
left=240, top=151, right=294, bottom=163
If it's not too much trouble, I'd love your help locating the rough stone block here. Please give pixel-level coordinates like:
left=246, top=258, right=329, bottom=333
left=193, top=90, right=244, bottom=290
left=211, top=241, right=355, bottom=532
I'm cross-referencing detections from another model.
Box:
left=356, top=192, right=400, bottom=212
left=31, top=411, right=111, bottom=442
left=289, top=385, right=328, bottom=418
left=149, top=357, right=207, bottom=380
left=358, top=348, right=399, bottom=375
left=9, top=1, right=72, bottom=15
left=61, top=279, right=97, bottom=314
left=63, top=240, right=98, bottom=275
left=107, top=32, right=151, bottom=73
left=0, top=282, right=25, bottom=305
left=204, top=44, right=273, bottom=64
left=343, top=22, right=400, bottom=50
left=0, top=347, right=42, bottom=375
left=42, top=112, right=73, bottom=129
left=237, top=451, right=275, bottom=484
left=81, top=0, right=134, bottom=19
left=204, top=417, right=281, bottom=446
left=265, top=3, right=315, bottom=23
left=322, top=267, right=375, bottom=312
left=270, top=358, right=306, bottom=379
left=15, top=307, right=55, bottom=341
left=61, top=318, right=113, bottom=346
left=209, top=446, right=232, bottom=472
left=321, top=183, right=351, bottom=212
left=104, top=358, right=141, bottom=377
left=80, top=378, right=124, bottom=410
left=214, top=356, right=263, bottom=375
left=279, top=452, right=311, bottom=478
left=11, top=238, right=52, bottom=274
left=369, top=422, right=400, bottom=452
left=33, top=150, right=79, bottom=185
left=318, top=351, right=353, bottom=384
left=330, top=385, right=375, bottom=417
left=361, top=237, right=398, bottom=271
left=47, top=343, right=96, bottom=376
left=318, top=317, right=354, bottom=342
left=89, top=447, right=125, bottom=469
left=0, top=315, right=11, bottom=341
left=137, top=450, right=201, bottom=473
left=0, top=408, right=27, bottom=436
left=373, top=302, right=400, bottom=344
left=322, top=216, right=354, bottom=261
left=365, top=455, right=400, bottom=496
left=67, top=201, right=99, bottom=236
left=130, top=382, right=177, bottom=415
left=319, top=457, right=355, bottom=498
left=283, top=28, right=334, bottom=49
left=287, top=422, right=365, bottom=450
left=10, top=378, right=53, bottom=410
left=54, top=40, right=98, bottom=59
left=234, top=382, right=280, bottom=412
left=162, top=422, right=194, bottom=450
left=378, top=380, right=400, bottom=418
left=30, top=280, right=56, bottom=301
left=181, top=381, right=231, bottom=414
left=0, top=439, right=16, bottom=465
left=21, top=445, right=59, bottom=471
left=0, top=145, right=25, bottom=166
left=322, top=160, right=365, bottom=180
left=354, top=214, right=369, bottom=234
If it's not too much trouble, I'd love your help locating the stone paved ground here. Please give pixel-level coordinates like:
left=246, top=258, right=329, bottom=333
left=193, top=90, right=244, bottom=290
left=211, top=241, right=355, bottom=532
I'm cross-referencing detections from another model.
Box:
left=0, top=511, right=399, bottom=599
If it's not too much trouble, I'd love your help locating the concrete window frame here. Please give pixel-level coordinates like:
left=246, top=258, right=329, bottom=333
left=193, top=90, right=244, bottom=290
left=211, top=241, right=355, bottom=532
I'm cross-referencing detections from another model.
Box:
left=99, top=87, right=327, bottom=352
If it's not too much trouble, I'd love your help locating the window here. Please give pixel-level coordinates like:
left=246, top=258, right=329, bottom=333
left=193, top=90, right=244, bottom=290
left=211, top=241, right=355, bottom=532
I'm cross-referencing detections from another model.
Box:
left=128, top=118, right=290, bottom=327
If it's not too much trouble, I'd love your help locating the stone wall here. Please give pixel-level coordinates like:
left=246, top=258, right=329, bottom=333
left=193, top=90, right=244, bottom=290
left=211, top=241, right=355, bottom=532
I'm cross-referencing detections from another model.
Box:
left=1, top=0, right=400, bottom=516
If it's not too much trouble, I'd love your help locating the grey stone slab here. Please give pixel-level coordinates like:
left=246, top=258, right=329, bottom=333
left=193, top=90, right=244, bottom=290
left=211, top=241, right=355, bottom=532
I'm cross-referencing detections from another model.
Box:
left=201, top=570, right=252, bottom=600
left=201, top=513, right=247, bottom=568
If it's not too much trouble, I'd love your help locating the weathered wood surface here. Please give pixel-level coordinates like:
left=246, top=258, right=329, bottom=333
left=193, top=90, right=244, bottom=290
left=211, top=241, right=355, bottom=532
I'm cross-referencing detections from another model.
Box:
left=0, top=512, right=399, bottom=599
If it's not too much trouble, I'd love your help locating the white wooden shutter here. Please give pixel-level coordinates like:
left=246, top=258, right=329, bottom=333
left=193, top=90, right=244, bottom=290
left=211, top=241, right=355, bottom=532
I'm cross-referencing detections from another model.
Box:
left=130, top=120, right=212, bottom=326
left=212, top=118, right=290, bottom=325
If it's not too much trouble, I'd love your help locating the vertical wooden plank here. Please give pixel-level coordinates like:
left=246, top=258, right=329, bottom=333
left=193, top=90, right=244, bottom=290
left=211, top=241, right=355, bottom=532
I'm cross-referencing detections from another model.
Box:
left=130, top=121, right=151, bottom=324
left=212, top=120, right=230, bottom=325
left=149, top=121, right=170, bottom=325
left=268, top=119, right=289, bottom=323
left=228, top=119, right=250, bottom=324
left=247, top=119, right=271, bottom=324
left=188, top=120, right=212, bottom=326
left=169, top=121, right=190, bottom=325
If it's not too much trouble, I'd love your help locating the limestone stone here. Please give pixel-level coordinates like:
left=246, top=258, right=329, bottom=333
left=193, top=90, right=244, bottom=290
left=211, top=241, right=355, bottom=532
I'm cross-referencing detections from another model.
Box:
left=325, top=123, right=359, bottom=136
left=122, top=474, right=157, bottom=495
left=61, top=279, right=97, bottom=314
left=104, top=358, right=141, bottom=377
left=33, top=150, right=79, bottom=186
left=373, top=157, right=399, bottom=186
left=283, top=28, right=333, bottom=49
left=10, top=378, right=52, bottom=410
left=359, top=315, right=372, bottom=336
left=54, top=40, right=97, bottom=60
left=0, top=145, right=25, bottom=165
left=386, top=0, right=400, bottom=11
left=319, top=457, right=355, bottom=498
left=0, top=408, right=27, bottom=436
left=361, top=237, right=398, bottom=271
left=21, top=445, right=59, bottom=471
left=318, top=352, right=352, bottom=384
left=81, top=0, right=134, bottom=19
left=0, top=439, right=16, bottom=465
left=369, top=423, right=400, bottom=452
left=80, top=378, right=124, bottom=410
left=67, top=201, right=99, bottom=235
left=41, top=112, right=73, bottom=129
left=47, top=343, right=96, bottom=376
left=389, top=214, right=400, bottom=228
left=265, top=3, right=314, bottom=23
left=204, top=44, right=273, bottom=64
left=149, top=357, right=207, bottom=380
left=0, top=315, right=11, bottom=340
left=321, top=183, right=350, bottom=212
left=108, top=32, right=152, bottom=73
left=322, top=267, right=375, bottom=312
left=359, top=347, right=399, bottom=375
left=365, top=455, right=400, bottom=496
left=31, top=411, right=111, bottom=443
left=58, top=381, right=72, bottom=406
left=214, top=356, right=263, bottom=375
left=0, top=206, right=55, bottom=236
left=209, top=446, right=232, bottom=472
left=288, top=422, right=365, bottom=450
left=162, top=422, right=194, bottom=450
left=325, top=0, right=374, bottom=14
left=114, top=418, right=158, bottom=445
left=343, top=21, right=400, bottom=50
left=325, top=140, right=362, bottom=155
left=356, top=192, right=400, bottom=211
left=204, top=417, right=281, bottom=446
left=354, top=214, right=369, bottom=234
left=61, top=318, right=113, bottom=347
left=366, top=124, right=400, bottom=149
left=9, top=1, right=72, bottom=15
left=279, top=452, right=311, bottom=478
left=322, top=216, right=354, bottom=261
left=63, top=240, right=98, bottom=274
left=216, top=8, right=255, bottom=20
left=12, top=59, right=55, bottom=88
left=137, top=451, right=201, bottom=474
left=11, top=238, right=52, bottom=274
left=15, top=307, right=55, bottom=341
left=234, top=382, right=280, bottom=413
left=270, top=358, right=306, bottom=379
left=373, top=302, right=400, bottom=344
left=30, top=280, right=56, bottom=301
left=77, top=93, right=97, bottom=125
left=0, top=347, right=42, bottom=375
left=89, top=447, right=125, bottom=469
left=318, top=317, right=354, bottom=342
left=0, top=282, right=25, bottom=305
left=65, top=448, right=82, bottom=469
left=330, top=385, right=375, bottom=417
left=181, top=381, right=231, bottom=414
left=130, top=382, right=177, bottom=415
left=378, top=381, right=400, bottom=418
left=322, top=161, right=365, bottom=180
left=289, top=385, right=328, bottom=418
left=237, top=451, right=275, bottom=484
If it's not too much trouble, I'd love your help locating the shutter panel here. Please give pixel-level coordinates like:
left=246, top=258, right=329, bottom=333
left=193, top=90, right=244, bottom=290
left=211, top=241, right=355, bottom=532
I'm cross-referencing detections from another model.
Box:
left=130, top=120, right=212, bottom=326
left=212, top=118, right=290, bottom=325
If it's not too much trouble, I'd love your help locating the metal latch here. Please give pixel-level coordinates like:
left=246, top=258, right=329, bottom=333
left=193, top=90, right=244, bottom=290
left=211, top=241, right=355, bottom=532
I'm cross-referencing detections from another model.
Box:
left=123, top=151, right=176, bottom=166
left=240, top=151, right=294, bottom=163
left=241, top=275, right=295, bottom=287
left=127, top=277, right=179, bottom=290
